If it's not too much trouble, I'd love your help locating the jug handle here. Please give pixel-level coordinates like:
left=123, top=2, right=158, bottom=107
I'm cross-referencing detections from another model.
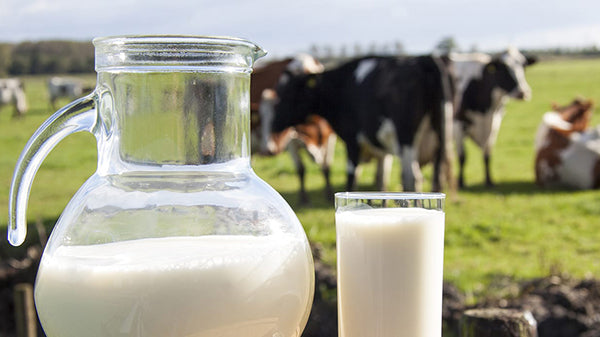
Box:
left=8, top=94, right=96, bottom=246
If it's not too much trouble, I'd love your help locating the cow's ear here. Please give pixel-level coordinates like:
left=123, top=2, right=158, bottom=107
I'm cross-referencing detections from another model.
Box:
left=485, top=63, right=496, bottom=74
left=306, top=75, right=318, bottom=89
left=525, top=55, right=537, bottom=66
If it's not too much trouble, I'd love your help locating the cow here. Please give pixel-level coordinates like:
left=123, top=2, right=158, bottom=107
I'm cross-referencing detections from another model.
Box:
left=0, top=78, right=27, bottom=117
left=535, top=98, right=600, bottom=189
left=451, top=47, right=536, bottom=188
left=48, top=77, right=88, bottom=109
left=271, top=54, right=455, bottom=193
left=252, top=55, right=337, bottom=204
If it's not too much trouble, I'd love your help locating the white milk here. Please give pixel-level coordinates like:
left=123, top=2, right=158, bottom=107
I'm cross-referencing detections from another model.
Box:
left=336, top=207, right=445, bottom=337
left=35, top=235, right=313, bottom=337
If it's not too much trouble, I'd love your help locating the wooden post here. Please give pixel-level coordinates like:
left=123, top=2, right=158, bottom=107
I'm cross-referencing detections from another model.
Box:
left=460, top=308, right=537, bottom=337
left=14, top=283, right=37, bottom=337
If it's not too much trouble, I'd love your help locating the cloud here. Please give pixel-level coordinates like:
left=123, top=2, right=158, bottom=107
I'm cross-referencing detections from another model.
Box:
left=515, top=24, right=600, bottom=49
left=0, top=0, right=599, bottom=57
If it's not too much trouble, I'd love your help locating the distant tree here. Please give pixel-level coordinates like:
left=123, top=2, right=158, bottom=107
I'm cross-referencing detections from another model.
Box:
left=0, top=43, right=12, bottom=76
left=368, top=42, right=377, bottom=55
left=394, top=41, right=405, bottom=55
left=7, top=40, right=94, bottom=75
left=339, top=44, right=348, bottom=58
left=435, top=36, right=459, bottom=54
left=309, top=44, right=320, bottom=58
left=323, top=45, right=334, bottom=58
left=353, top=43, right=363, bottom=57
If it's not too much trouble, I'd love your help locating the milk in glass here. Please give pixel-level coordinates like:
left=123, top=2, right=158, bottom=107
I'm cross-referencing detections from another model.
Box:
left=336, top=207, right=445, bottom=337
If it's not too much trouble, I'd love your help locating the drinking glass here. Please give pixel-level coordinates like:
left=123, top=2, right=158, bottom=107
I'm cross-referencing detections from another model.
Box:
left=335, top=192, right=445, bottom=337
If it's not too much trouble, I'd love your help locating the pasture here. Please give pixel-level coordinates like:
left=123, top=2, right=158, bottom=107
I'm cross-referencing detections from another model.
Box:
left=1, top=58, right=600, bottom=302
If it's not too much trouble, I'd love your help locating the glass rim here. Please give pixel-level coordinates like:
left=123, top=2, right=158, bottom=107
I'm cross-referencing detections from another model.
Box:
left=93, top=35, right=263, bottom=51
left=92, top=34, right=266, bottom=71
left=334, top=191, right=445, bottom=200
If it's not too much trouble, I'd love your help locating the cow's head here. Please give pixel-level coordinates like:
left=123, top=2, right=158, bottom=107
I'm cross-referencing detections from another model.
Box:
left=548, top=98, right=594, bottom=134
left=256, top=54, right=323, bottom=155
left=486, top=47, right=536, bottom=101
left=271, top=71, right=321, bottom=134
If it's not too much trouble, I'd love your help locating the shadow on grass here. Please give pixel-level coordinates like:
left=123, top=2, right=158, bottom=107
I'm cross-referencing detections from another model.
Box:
left=459, top=179, right=590, bottom=196
left=279, top=180, right=390, bottom=210
left=279, top=187, right=335, bottom=210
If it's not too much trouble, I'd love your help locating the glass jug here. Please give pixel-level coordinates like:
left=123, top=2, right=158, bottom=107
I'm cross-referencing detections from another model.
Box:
left=8, top=35, right=314, bottom=337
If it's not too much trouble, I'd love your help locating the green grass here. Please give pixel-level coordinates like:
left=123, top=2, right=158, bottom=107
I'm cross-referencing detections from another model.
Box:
left=2, top=59, right=600, bottom=303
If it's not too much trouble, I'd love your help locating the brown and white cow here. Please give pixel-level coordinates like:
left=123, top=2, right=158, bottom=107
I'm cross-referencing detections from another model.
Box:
left=535, top=98, right=600, bottom=189
left=452, top=47, right=536, bottom=187
left=251, top=54, right=337, bottom=204
left=0, top=78, right=27, bottom=117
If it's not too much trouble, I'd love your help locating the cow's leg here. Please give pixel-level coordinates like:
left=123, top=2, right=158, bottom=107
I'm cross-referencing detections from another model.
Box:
left=322, top=134, right=337, bottom=201
left=288, top=141, right=309, bottom=205
left=482, top=110, right=506, bottom=187
left=322, top=166, right=333, bottom=201
left=258, top=90, right=276, bottom=154
left=455, top=123, right=467, bottom=188
left=484, top=152, right=494, bottom=187
left=14, top=91, right=27, bottom=117
left=432, top=153, right=443, bottom=192
left=375, top=154, right=393, bottom=191
left=345, top=143, right=360, bottom=191
left=458, top=150, right=466, bottom=188
left=400, top=145, right=423, bottom=192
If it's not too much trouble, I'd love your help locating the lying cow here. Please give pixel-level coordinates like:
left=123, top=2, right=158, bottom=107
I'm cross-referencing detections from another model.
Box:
left=0, top=78, right=27, bottom=117
left=272, top=54, right=455, bottom=192
left=252, top=55, right=337, bottom=204
left=48, top=77, right=88, bottom=109
left=535, top=98, right=600, bottom=189
left=452, top=47, right=536, bottom=187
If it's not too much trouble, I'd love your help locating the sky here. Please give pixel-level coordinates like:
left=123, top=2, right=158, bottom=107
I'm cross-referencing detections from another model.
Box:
left=1, top=0, right=599, bottom=60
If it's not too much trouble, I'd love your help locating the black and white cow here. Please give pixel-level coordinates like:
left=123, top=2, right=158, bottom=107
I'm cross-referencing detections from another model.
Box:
left=48, top=77, right=87, bottom=109
left=451, top=47, right=536, bottom=187
left=272, top=55, right=455, bottom=192
left=0, top=78, right=27, bottom=117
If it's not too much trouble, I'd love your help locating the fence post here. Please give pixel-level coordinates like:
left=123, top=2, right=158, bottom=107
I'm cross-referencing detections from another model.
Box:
left=459, top=308, right=537, bottom=337
left=14, top=283, right=37, bottom=337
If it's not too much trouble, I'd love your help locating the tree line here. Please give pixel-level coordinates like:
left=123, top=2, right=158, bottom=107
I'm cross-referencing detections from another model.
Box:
left=1, top=38, right=599, bottom=77
left=0, top=40, right=94, bottom=76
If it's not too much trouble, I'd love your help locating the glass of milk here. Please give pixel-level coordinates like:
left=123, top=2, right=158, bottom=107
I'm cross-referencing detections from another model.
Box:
left=335, top=192, right=445, bottom=337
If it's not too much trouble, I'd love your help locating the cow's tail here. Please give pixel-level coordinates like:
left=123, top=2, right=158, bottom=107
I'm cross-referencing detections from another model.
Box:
left=432, top=55, right=458, bottom=198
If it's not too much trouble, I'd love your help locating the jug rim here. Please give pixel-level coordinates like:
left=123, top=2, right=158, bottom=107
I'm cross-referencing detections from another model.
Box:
left=93, top=35, right=266, bottom=72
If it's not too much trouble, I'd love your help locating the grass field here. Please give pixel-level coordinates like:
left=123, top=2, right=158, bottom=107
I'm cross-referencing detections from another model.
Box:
left=1, top=58, right=600, bottom=302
